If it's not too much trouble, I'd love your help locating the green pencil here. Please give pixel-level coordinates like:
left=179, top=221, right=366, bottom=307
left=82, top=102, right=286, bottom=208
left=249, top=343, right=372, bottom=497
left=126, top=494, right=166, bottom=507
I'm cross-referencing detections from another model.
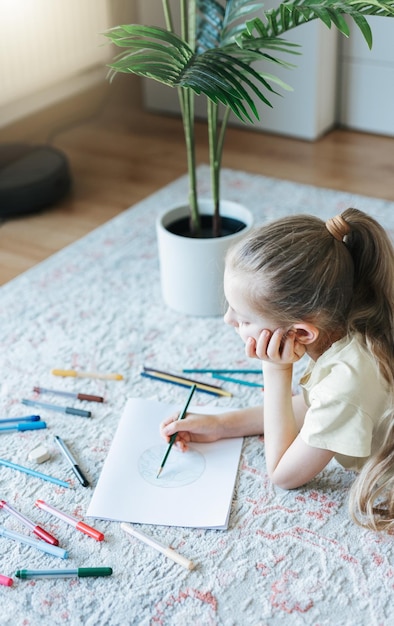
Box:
left=212, top=373, right=263, bottom=388
left=183, top=368, right=261, bottom=374
left=156, top=384, right=197, bottom=478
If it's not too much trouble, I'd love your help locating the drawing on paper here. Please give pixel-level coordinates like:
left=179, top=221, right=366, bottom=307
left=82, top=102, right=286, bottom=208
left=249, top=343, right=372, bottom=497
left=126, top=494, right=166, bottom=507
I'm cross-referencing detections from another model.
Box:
left=138, top=444, right=206, bottom=488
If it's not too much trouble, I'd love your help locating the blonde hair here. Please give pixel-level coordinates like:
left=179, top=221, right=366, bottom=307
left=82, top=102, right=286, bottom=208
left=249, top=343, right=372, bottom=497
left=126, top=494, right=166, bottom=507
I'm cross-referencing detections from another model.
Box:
left=349, top=414, right=394, bottom=531
left=227, top=208, right=394, bottom=531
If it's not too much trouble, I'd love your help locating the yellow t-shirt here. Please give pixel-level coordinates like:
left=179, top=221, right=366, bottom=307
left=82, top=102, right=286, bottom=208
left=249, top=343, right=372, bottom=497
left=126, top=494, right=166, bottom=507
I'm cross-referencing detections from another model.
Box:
left=299, top=334, right=391, bottom=471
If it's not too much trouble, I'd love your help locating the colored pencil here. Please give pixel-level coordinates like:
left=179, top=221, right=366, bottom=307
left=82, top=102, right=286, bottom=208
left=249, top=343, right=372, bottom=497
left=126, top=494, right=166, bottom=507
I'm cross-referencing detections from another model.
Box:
left=141, top=372, right=220, bottom=397
left=142, top=366, right=232, bottom=397
left=144, top=366, right=225, bottom=390
left=183, top=368, right=261, bottom=374
left=212, top=374, right=263, bottom=388
left=156, top=384, right=196, bottom=478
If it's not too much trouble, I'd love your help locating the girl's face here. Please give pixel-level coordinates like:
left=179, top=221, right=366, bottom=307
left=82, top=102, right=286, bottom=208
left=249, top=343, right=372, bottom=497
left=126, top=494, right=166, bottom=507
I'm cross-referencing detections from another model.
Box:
left=223, top=269, right=279, bottom=345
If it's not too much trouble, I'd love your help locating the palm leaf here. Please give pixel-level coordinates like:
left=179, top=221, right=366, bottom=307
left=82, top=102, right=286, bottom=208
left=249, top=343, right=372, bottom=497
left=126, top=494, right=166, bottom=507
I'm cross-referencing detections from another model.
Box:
left=195, top=0, right=224, bottom=52
left=106, top=21, right=293, bottom=122
left=191, top=51, right=277, bottom=117
left=195, top=1, right=267, bottom=50
left=105, top=25, right=193, bottom=83
left=106, top=25, right=191, bottom=59
left=221, top=0, right=266, bottom=43
left=238, top=1, right=394, bottom=51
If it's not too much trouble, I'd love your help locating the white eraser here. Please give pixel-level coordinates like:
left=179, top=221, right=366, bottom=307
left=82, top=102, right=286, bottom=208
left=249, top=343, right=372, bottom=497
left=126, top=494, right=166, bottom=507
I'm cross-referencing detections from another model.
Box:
left=28, top=444, right=51, bottom=464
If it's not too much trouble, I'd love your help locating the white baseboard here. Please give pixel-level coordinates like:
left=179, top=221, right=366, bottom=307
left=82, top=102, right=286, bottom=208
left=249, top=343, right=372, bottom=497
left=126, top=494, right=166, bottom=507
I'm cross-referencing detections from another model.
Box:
left=0, top=66, right=107, bottom=130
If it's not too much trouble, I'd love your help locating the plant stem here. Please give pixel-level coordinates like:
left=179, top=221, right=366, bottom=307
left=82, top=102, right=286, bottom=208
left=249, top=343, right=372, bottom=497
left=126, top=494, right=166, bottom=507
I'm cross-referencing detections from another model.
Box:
left=183, top=0, right=199, bottom=234
left=181, top=89, right=200, bottom=235
left=187, top=0, right=196, bottom=50
left=216, top=106, right=231, bottom=236
left=164, top=0, right=199, bottom=235
left=208, top=101, right=231, bottom=237
left=162, top=0, right=173, bottom=32
left=217, top=106, right=231, bottom=167
left=208, top=99, right=221, bottom=237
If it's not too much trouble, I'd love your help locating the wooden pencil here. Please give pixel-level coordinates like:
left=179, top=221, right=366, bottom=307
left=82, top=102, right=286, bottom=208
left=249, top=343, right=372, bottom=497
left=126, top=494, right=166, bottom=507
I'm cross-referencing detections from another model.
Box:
left=212, top=373, right=263, bottom=388
left=156, top=384, right=196, bottom=478
left=141, top=372, right=223, bottom=396
left=183, top=368, right=261, bottom=374
left=142, top=367, right=232, bottom=397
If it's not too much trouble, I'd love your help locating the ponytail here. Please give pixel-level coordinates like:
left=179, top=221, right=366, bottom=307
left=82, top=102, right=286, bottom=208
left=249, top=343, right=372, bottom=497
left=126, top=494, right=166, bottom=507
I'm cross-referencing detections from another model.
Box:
left=341, top=208, right=394, bottom=531
left=342, top=208, right=394, bottom=386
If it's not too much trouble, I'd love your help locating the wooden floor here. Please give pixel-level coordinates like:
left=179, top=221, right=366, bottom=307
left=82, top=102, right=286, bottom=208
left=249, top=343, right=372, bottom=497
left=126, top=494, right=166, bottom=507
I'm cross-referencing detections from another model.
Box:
left=1, top=91, right=394, bottom=284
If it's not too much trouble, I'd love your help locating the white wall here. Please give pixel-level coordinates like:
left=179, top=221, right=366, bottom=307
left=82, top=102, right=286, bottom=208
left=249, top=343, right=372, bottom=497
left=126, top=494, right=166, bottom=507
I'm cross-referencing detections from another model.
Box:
left=0, top=0, right=137, bottom=129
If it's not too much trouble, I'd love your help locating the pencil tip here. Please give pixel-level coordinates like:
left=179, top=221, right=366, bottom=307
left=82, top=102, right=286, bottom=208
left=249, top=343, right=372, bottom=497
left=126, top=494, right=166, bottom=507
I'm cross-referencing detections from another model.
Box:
left=156, top=467, right=162, bottom=478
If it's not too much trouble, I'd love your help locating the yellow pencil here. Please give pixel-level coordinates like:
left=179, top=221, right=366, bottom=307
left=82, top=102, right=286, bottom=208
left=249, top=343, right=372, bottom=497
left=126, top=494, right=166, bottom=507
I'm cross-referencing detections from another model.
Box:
left=142, top=367, right=232, bottom=397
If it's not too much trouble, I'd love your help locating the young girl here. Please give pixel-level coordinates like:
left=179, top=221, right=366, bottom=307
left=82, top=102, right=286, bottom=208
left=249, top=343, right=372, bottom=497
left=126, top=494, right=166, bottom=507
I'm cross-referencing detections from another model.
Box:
left=160, top=208, right=394, bottom=532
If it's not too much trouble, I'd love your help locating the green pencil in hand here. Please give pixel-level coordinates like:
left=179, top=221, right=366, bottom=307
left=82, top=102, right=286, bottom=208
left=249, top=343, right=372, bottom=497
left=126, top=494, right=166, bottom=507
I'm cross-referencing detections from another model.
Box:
left=156, top=384, right=197, bottom=478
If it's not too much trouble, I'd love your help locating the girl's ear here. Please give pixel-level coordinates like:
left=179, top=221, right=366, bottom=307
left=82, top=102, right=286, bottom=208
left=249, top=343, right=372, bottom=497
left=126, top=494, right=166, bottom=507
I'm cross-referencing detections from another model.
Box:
left=292, top=322, right=319, bottom=345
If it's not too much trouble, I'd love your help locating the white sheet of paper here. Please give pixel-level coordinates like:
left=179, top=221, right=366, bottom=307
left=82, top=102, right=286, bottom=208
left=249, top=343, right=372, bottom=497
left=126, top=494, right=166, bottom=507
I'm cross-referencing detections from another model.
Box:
left=87, top=397, right=243, bottom=529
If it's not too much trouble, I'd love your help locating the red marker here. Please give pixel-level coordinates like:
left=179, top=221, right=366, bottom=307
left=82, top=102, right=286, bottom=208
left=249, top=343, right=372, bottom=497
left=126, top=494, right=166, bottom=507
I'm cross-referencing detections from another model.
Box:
left=0, top=500, right=59, bottom=545
left=35, top=499, right=104, bottom=541
left=0, top=574, right=13, bottom=587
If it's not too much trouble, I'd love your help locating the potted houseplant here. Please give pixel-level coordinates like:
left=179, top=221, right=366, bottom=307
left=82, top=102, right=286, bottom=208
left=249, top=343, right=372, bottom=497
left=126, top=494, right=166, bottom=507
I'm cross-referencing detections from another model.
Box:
left=105, top=0, right=394, bottom=315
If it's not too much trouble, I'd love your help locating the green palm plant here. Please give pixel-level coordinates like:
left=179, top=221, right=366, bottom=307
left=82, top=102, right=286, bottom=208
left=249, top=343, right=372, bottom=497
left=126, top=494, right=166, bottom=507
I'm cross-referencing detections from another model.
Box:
left=105, top=0, right=394, bottom=236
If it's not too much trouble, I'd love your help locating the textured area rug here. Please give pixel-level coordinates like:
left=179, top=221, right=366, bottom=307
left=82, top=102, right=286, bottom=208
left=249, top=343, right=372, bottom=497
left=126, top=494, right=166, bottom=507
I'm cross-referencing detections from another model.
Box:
left=0, top=166, right=393, bottom=626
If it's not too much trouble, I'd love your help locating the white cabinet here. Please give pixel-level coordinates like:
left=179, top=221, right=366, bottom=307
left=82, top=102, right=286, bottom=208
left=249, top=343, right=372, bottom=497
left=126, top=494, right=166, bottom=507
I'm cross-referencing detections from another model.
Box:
left=339, top=17, right=394, bottom=136
left=137, top=1, right=338, bottom=140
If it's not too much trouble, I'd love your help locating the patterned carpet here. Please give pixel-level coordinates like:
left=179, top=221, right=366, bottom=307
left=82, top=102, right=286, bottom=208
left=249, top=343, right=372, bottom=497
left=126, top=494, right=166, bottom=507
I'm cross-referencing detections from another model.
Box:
left=0, top=166, right=393, bottom=625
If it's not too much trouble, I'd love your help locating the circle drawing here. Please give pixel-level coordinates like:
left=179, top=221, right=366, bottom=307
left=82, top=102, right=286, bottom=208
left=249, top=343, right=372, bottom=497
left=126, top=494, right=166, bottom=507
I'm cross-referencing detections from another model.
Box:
left=138, top=444, right=205, bottom=488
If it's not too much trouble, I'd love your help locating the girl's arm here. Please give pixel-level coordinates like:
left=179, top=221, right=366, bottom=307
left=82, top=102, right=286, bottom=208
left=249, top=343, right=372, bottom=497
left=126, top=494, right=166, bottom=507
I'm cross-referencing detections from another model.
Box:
left=250, top=329, right=335, bottom=489
left=160, top=404, right=265, bottom=450
left=160, top=392, right=309, bottom=451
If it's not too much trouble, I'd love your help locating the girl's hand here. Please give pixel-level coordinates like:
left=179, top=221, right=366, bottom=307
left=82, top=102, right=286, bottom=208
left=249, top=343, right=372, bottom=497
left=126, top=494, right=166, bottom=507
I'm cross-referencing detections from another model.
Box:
left=159, top=412, right=222, bottom=451
left=246, top=328, right=306, bottom=366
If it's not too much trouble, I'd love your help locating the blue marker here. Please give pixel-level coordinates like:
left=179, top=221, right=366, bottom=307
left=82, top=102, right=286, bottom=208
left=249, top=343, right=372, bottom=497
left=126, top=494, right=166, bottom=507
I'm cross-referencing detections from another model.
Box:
left=0, top=422, right=47, bottom=433
left=0, top=415, right=40, bottom=423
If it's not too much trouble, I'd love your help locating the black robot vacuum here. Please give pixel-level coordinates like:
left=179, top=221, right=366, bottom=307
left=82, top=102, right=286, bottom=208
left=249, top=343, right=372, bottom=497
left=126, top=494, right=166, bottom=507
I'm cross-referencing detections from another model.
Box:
left=0, top=143, right=71, bottom=218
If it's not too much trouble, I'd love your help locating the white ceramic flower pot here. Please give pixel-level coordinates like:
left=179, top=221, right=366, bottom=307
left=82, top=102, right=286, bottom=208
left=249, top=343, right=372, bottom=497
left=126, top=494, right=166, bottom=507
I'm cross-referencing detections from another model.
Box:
left=156, top=199, right=253, bottom=316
